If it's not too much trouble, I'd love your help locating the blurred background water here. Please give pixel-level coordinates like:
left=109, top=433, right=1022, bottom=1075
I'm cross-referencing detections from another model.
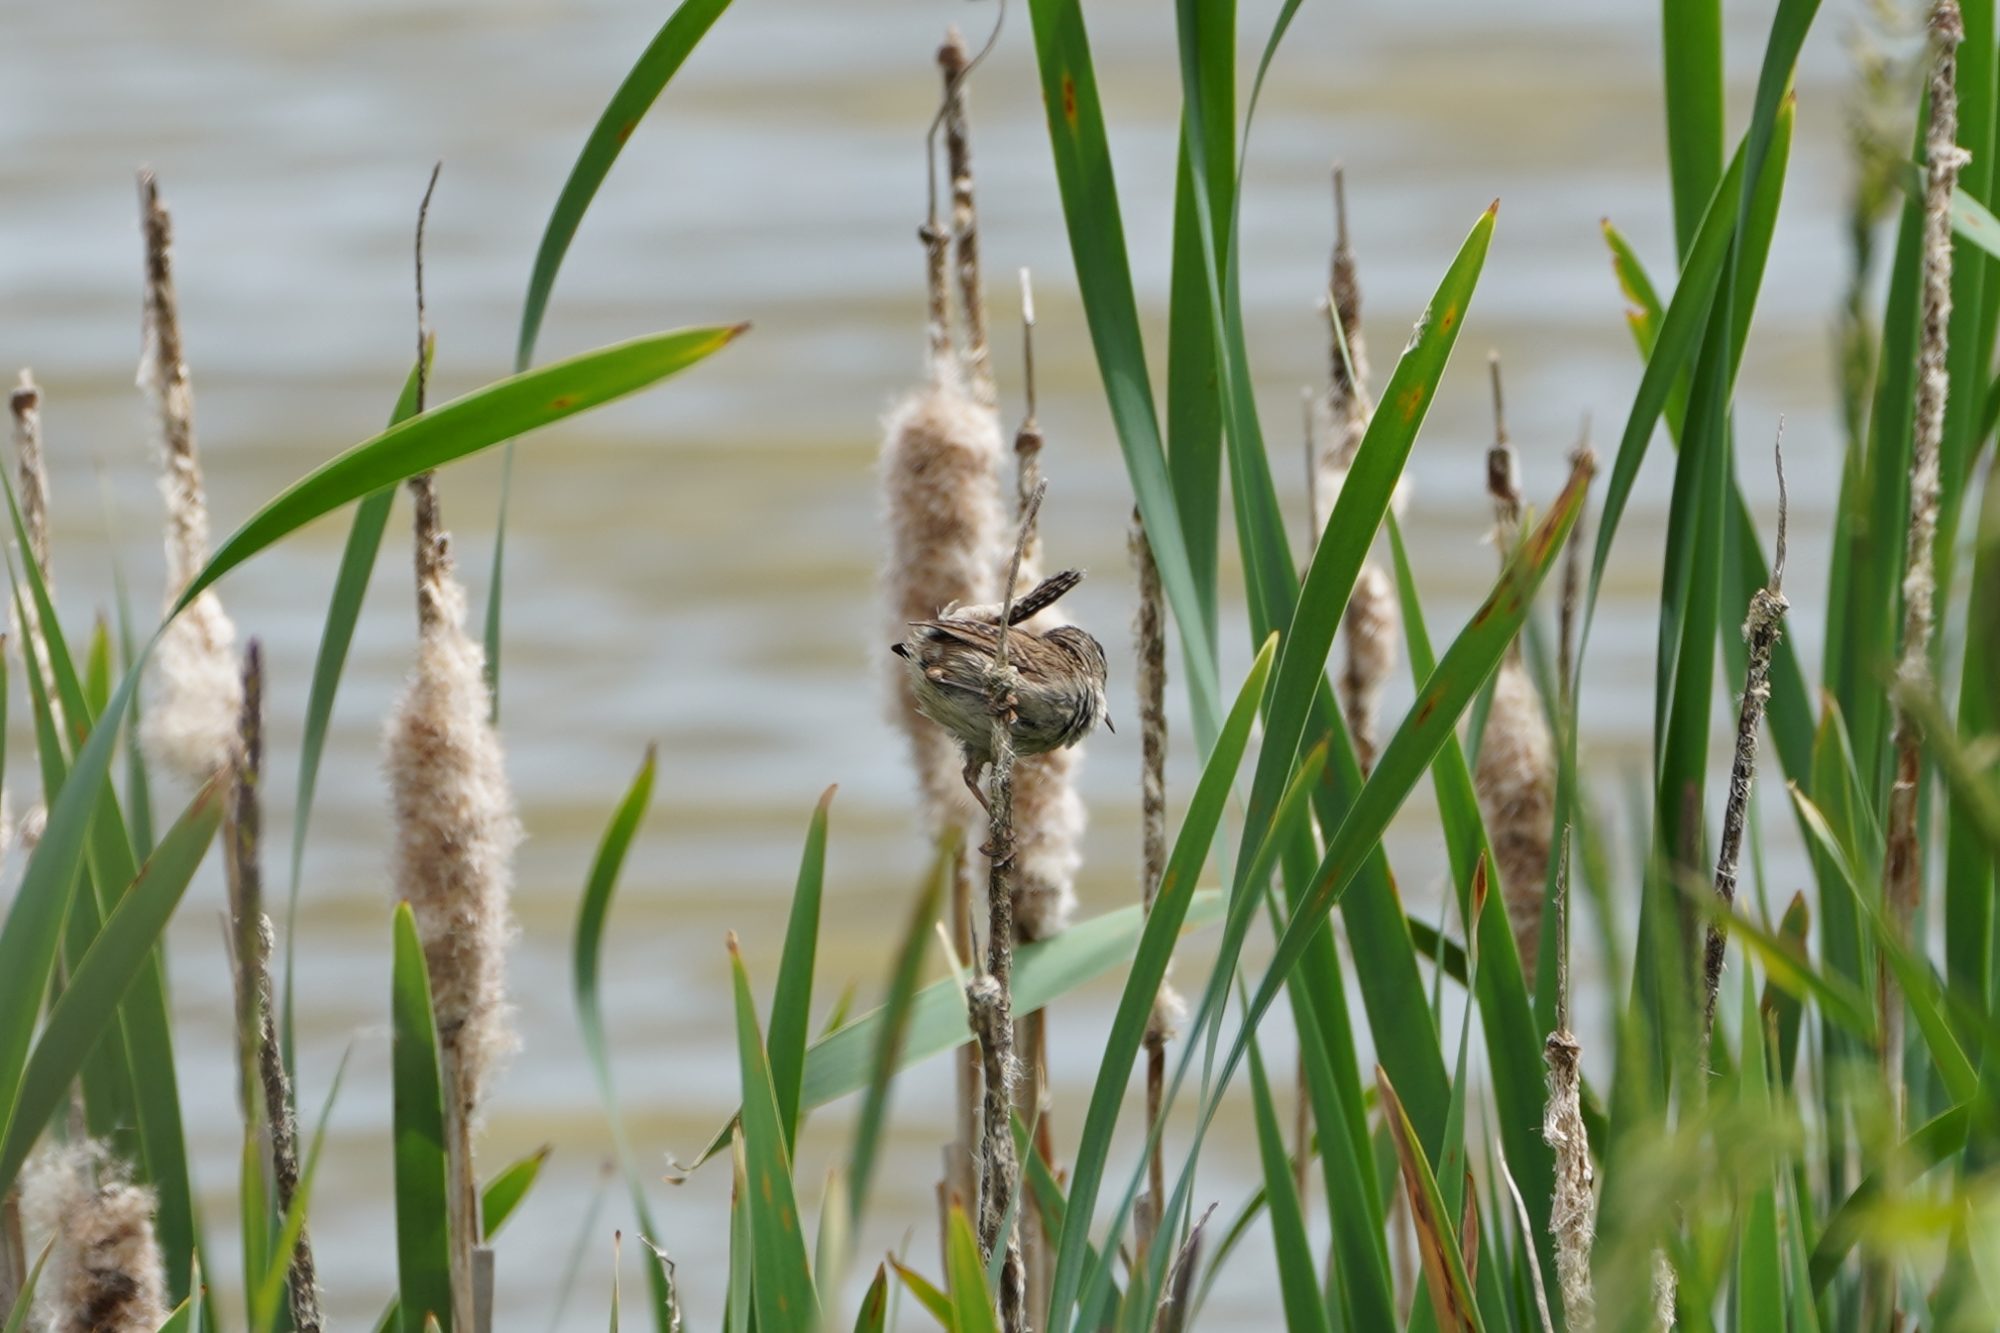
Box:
left=0, top=0, right=1887, bottom=1325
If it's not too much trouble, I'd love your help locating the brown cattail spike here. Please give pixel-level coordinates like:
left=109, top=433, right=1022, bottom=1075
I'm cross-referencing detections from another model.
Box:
left=1475, top=354, right=1556, bottom=975
left=11, top=372, right=50, bottom=578
left=137, top=172, right=242, bottom=786
left=1883, top=0, right=1967, bottom=1127
left=1700, top=433, right=1790, bottom=1062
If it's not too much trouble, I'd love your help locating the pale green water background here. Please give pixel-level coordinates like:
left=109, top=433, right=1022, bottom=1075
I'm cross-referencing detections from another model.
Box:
left=0, top=0, right=1877, bottom=1325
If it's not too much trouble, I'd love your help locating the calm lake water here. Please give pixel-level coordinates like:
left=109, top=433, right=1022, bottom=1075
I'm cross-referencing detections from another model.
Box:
left=1, top=0, right=1874, bottom=1325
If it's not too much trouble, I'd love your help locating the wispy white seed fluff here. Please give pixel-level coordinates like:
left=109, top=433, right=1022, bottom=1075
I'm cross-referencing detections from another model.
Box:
left=1543, top=1029, right=1596, bottom=1333
left=21, top=1142, right=168, bottom=1333
left=881, top=362, right=1008, bottom=825
left=137, top=172, right=241, bottom=786
left=1477, top=656, right=1556, bottom=975
left=384, top=539, right=521, bottom=1112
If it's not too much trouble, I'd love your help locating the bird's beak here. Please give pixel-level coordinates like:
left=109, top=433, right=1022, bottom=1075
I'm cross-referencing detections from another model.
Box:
left=1103, top=713, right=1116, bottom=734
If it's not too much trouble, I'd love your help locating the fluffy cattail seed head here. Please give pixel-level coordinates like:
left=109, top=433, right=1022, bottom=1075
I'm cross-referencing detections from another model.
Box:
left=22, top=1143, right=169, bottom=1333
left=384, top=512, right=521, bottom=1112
left=881, top=368, right=1007, bottom=826
left=1476, top=657, right=1556, bottom=975
left=137, top=173, right=241, bottom=785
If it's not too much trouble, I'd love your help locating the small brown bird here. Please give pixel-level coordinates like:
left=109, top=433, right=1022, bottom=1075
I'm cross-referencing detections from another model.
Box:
left=893, top=568, right=1111, bottom=811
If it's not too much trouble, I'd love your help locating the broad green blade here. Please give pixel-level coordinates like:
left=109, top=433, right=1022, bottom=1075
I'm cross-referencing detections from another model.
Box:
left=728, top=939, right=820, bottom=1328
left=771, top=785, right=834, bottom=1151
left=571, top=747, right=677, bottom=1330
left=0, top=772, right=225, bottom=1196
left=1246, top=1035, right=1331, bottom=1333
left=178, top=326, right=745, bottom=615
left=1043, top=636, right=1276, bottom=1324
left=1660, top=0, right=1724, bottom=257
left=852, top=1264, right=890, bottom=1333
left=287, top=346, right=430, bottom=1061
left=1022, top=0, right=1224, bottom=742
left=945, top=1207, right=1001, bottom=1333
left=1379, top=1069, right=1483, bottom=1333
left=390, top=902, right=452, bottom=1332
left=481, top=1146, right=552, bottom=1241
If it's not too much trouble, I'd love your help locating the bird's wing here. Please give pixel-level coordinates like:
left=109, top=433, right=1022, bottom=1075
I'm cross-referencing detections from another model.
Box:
left=1008, top=569, right=1083, bottom=625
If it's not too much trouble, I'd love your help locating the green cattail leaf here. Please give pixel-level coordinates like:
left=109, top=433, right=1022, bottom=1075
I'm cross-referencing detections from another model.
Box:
left=1760, top=891, right=1811, bottom=1088
left=105, top=517, right=155, bottom=858
left=1378, top=1069, right=1484, bottom=1333
left=1, top=1237, right=54, bottom=1333
left=1787, top=786, right=1976, bottom=1100
left=571, top=746, right=678, bottom=1331
left=1021, top=0, right=1225, bottom=744
left=286, top=344, right=431, bottom=1065
left=609, top=1234, right=622, bottom=1333
left=725, top=1135, right=753, bottom=1333
left=1043, top=634, right=1275, bottom=1325
left=489, top=0, right=735, bottom=713
left=1245, top=1035, right=1331, bottom=1333
left=944, top=1206, right=1001, bottom=1333
left=480, top=1145, right=552, bottom=1241
left=1384, top=515, right=1556, bottom=1288
left=1011, top=1114, right=1124, bottom=1321
left=727, top=938, right=821, bottom=1329
left=389, top=902, right=453, bottom=1333
left=172, top=325, right=743, bottom=619
left=1947, top=395, right=2000, bottom=1027
left=1661, top=0, right=1724, bottom=257
left=82, top=618, right=111, bottom=720
left=887, top=1256, right=953, bottom=1328
left=850, top=1264, right=890, bottom=1333
left=1812, top=1101, right=1972, bottom=1287
left=0, top=770, right=224, bottom=1197
left=771, top=785, right=834, bottom=1152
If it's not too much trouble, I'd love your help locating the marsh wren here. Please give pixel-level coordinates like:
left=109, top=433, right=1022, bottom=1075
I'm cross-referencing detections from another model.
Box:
left=893, top=568, right=1111, bottom=811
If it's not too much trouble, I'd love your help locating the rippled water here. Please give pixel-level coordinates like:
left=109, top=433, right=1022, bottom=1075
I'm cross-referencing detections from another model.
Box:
left=0, top=0, right=1867, bottom=1325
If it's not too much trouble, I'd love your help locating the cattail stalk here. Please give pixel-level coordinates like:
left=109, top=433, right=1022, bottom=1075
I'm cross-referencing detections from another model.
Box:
left=891, top=50, right=1010, bottom=1234
left=1476, top=356, right=1557, bottom=976
left=1883, top=0, right=1967, bottom=1125
left=11, top=372, right=50, bottom=578
left=939, top=28, right=992, bottom=405
left=1699, top=439, right=1789, bottom=1063
left=1559, top=423, right=1591, bottom=721
left=227, top=644, right=323, bottom=1329
left=1132, top=505, right=1179, bottom=1262
left=137, top=171, right=241, bottom=786
left=1006, top=272, right=1076, bottom=1321
left=387, top=167, right=517, bottom=1331
left=969, top=484, right=1046, bottom=1333
left=1543, top=829, right=1596, bottom=1333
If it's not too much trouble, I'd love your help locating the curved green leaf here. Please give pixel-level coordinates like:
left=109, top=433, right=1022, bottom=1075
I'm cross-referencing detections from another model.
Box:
left=728, top=938, right=820, bottom=1329
left=390, top=902, right=452, bottom=1332
left=0, top=772, right=224, bottom=1198
left=177, top=325, right=745, bottom=616
left=572, top=747, right=678, bottom=1331
left=771, top=785, right=835, bottom=1151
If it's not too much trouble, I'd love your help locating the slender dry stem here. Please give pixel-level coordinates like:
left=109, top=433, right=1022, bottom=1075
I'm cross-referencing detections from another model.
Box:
left=1559, top=420, right=1591, bottom=721
left=1883, top=0, right=1966, bottom=1127
left=938, top=28, right=993, bottom=405
left=1131, top=503, right=1176, bottom=1257
left=1699, top=435, right=1789, bottom=1063
left=11, top=371, right=50, bottom=578
left=973, top=482, right=1045, bottom=1333
left=1544, top=828, right=1596, bottom=1333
